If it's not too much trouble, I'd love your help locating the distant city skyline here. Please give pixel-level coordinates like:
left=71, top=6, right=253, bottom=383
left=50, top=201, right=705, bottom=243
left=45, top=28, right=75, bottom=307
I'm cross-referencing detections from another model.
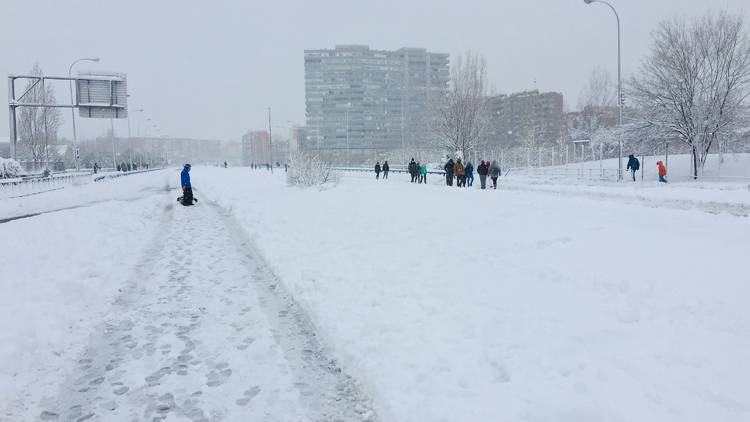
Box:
left=1, top=0, right=748, bottom=142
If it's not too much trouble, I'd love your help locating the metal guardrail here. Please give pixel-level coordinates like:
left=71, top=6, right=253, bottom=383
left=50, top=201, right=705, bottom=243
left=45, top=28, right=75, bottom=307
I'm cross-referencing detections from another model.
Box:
left=0, top=172, right=93, bottom=198
left=0, top=167, right=165, bottom=198
left=333, top=166, right=447, bottom=175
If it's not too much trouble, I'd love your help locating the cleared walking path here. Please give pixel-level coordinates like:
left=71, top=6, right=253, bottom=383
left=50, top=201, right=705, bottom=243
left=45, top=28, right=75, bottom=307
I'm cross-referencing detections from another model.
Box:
left=43, top=199, right=375, bottom=422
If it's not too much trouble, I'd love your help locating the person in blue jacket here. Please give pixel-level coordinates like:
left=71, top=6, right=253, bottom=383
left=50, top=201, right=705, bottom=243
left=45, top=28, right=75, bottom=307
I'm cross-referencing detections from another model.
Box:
left=465, top=161, right=474, bottom=187
left=181, top=164, right=193, bottom=204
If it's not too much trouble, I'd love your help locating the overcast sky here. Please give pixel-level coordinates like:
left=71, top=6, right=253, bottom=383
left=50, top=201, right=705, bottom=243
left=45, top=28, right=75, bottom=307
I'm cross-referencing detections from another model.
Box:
left=1, top=0, right=747, bottom=142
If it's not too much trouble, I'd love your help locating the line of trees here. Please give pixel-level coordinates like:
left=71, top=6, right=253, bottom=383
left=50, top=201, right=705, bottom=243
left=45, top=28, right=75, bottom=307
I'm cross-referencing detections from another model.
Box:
left=628, top=11, right=750, bottom=178
left=17, top=63, right=62, bottom=168
left=434, top=10, right=750, bottom=179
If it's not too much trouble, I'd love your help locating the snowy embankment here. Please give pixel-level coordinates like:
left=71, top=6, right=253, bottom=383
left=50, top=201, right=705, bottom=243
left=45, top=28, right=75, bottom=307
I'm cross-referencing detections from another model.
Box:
left=0, top=170, right=174, bottom=418
left=501, top=153, right=750, bottom=217
left=199, top=167, right=749, bottom=422
left=0, top=169, right=172, bottom=220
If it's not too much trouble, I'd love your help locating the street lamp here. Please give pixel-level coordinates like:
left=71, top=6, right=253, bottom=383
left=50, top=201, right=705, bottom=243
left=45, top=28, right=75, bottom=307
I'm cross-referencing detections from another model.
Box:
left=68, top=57, right=100, bottom=170
left=583, top=0, right=623, bottom=181
left=584, top=0, right=623, bottom=178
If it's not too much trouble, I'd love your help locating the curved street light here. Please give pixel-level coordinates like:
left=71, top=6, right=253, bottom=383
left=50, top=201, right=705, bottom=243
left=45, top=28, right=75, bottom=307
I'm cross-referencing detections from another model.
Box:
left=68, top=57, right=100, bottom=170
left=583, top=0, right=623, bottom=180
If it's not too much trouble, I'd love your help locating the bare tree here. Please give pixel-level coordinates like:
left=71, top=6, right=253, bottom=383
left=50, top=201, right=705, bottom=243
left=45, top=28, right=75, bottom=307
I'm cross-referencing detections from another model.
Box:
left=434, top=51, right=489, bottom=157
left=628, top=11, right=750, bottom=178
left=578, top=66, right=617, bottom=110
left=18, top=63, right=62, bottom=168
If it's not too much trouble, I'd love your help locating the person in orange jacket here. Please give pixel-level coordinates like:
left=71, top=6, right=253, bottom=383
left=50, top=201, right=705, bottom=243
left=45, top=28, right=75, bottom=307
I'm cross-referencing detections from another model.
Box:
left=656, top=161, right=667, bottom=183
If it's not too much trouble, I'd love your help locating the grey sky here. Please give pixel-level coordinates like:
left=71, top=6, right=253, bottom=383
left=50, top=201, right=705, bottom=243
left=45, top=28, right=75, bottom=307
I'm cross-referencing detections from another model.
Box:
left=1, top=0, right=747, bottom=141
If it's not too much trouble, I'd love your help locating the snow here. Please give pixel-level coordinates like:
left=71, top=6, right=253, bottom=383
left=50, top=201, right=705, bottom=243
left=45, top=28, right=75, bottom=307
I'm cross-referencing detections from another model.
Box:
left=521, top=152, right=750, bottom=182
left=0, top=190, right=167, bottom=419
left=1, top=165, right=748, bottom=421
left=196, top=167, right=750, bottom=421
left=0, top=169, right=172, bottom=218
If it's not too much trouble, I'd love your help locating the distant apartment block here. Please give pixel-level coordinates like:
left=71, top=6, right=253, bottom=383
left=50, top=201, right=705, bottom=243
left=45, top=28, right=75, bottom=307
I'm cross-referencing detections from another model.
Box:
left=304, top=45, right=449, bottom=160
left=486, top=90, right=564, bottom=147
left=241, top=131, right=269, bottom=166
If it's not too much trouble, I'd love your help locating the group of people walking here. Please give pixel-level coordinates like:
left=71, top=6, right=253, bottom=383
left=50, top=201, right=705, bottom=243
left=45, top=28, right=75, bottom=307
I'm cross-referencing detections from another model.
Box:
left=407, top=159, right=428, bottom=183
left=374, top=161, right=390, bottom=179
left=443, top=158, right=501, bottom=189
left=627, top=154, right=668, bottom=183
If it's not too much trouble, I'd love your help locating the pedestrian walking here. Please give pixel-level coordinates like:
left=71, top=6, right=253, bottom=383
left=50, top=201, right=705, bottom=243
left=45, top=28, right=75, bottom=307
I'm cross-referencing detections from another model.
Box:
left=465, top=161, right=474, bottom=187
left=627, top=154, right=640, bottom=181
left=477, top=160, right=488, bottom=189
left=409, top=158, right=418, bottom=183
left=419, top=162, right=427, bottom=184
left=657, top=160, right=668, bottom=183
left=454, top=158, right=466, bottom=187
left=490, top=160, right=500, bottom=189
left=444, top=158, right=455, bottom=186
left=383, top=161, right=389, bottom=179
left=375, top=161, right=381, bottom=179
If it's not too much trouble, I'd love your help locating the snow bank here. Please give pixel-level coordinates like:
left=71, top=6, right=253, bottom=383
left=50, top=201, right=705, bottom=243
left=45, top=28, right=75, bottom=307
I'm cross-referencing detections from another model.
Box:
left=0, top=169, right=174, bottom=220
left=199, top=167, right=750, bottom=422
left=0, top=157, right=24, bottom=179
left=517, top=152, right=750, bottom=181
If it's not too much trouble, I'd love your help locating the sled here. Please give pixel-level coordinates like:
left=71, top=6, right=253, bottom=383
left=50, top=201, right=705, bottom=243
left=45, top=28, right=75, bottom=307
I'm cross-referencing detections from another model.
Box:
left=177, top=195, right=198, bottom=206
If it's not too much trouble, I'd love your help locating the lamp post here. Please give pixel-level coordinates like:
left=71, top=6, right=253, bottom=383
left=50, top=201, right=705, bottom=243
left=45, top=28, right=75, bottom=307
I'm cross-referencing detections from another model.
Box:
left=345, top=102, right=351, bottom=168
left=583, top=0, right=623, bottom=181
left=127, top=109, right=144, bottom=168
left=68, top=57, right=100, bottom=170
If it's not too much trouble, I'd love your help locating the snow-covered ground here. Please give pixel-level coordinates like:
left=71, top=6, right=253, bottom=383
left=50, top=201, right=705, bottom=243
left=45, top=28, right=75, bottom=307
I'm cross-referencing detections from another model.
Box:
left=0, top=171, right=172, bottom=419
left=1, top=165, right=748, bottom=421
left=198, top=167, right=749, bottom=421
left=511, top=152, right=750, bottom=182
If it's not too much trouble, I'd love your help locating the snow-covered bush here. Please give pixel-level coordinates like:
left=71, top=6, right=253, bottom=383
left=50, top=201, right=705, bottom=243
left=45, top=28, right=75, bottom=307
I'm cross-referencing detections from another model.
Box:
left=286, top=152, right=337, bottom=187
left=0, top=158, right=24, bottom=178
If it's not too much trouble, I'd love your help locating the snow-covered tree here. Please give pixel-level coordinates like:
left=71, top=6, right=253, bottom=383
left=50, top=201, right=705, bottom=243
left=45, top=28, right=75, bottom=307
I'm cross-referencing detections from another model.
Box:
left=434, top=51, right=489, bottom=157
left=578, top=66, right=617, bottom=110
left=628, top=11, right=750, bottom=178
left=286, top=152, right=335, bottom=187
left=18, top=63, right=62, bottom=167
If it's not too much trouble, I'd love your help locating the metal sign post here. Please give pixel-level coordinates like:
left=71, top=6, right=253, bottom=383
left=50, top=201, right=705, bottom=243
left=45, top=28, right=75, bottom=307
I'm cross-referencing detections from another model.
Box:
left=7, top=72, right=128, bottom=165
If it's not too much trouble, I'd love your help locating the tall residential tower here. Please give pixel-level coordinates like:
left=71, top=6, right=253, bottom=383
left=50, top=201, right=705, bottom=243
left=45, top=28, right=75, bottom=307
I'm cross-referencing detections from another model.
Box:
left=304, top=45, right=449, bottom=163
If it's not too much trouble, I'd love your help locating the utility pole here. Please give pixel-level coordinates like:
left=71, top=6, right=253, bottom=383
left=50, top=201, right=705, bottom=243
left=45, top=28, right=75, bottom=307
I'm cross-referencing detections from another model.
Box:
left=110, top=119, right=117, bottom=169
left=268, top=106, right=273, bottom=173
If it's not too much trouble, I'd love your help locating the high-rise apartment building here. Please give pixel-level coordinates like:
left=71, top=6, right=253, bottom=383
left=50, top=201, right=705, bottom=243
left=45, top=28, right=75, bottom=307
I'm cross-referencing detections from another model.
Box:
left=486, top=90, right=564, bottom=147
left=304, top=45, right=449, bottom=161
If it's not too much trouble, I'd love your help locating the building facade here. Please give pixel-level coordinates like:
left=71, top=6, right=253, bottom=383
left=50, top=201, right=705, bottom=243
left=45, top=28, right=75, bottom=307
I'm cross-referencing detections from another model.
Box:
left=241, top=131, right=270, bottom=166
left=304, top=45, right=449, bottom=162
left=486, top=90, right=564, bottom=148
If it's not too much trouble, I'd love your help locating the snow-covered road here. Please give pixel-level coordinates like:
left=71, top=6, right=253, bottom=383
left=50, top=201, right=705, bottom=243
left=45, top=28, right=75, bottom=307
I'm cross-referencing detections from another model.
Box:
left=41, top=199, right=375, bottom=421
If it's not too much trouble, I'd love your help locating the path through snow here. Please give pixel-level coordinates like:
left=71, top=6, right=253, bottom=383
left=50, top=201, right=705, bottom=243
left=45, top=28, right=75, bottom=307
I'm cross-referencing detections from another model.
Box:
left=41, top=199, right=375, bottom=421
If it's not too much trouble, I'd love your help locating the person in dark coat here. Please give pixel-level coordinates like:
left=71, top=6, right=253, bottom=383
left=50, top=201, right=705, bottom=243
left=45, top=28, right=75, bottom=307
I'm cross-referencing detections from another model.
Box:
left=409, top=158, right=417, bottom=182
left=382, top=161, right=389, bottom=179
left=626, top=154, right=640, bottom=181
left=444, top=158, right=455, bottom=186
left=180, top=163, right=193, bottom=204
left=477, top=160, right=489, bottom=189
left=489, top=160, right=500, bottom=189
left=375, top=161, right=381, bottom=179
